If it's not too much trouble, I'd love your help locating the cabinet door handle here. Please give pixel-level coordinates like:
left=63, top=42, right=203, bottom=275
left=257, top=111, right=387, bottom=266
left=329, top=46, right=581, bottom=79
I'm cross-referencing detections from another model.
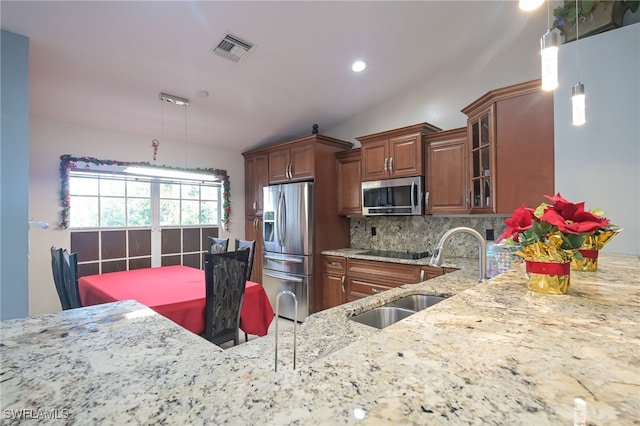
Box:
left=340, top=276, right=346, bottom=293
left=383, top=157, right=388, bottom=173
left=371, top=288, right=380, bottom=294
left=253, top=201, right=257, bottom=210
left=287, top=163, right=293, bottom=179
left=254, top=217, right=259, bottom=231
left=420, top=270, right=425, bottom=281
left=330, top=261, right=340, bottom=267
left=389, top=157, right=393, bottom=172
left=425, top=191, right=429, bottom=210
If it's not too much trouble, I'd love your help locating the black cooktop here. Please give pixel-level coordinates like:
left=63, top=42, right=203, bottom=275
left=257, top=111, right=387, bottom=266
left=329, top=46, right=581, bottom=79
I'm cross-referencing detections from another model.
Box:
left=360, top=250, right=430, bottom=260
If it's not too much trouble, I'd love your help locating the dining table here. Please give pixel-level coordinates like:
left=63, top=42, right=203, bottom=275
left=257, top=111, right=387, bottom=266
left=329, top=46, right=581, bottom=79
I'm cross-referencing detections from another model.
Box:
left=78, top=265, right=274, bottom=337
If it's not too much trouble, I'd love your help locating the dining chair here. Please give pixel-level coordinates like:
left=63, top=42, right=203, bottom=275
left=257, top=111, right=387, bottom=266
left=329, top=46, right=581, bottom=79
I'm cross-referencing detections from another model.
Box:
left=51, top=246, right=71, bottom=310
left=208, top=237, right=229, bottom=254
left=234, top=239, right=256, bottom=282
left=62, top=249, right=82, bottom=309
left=203, top=249, right=249, bottom=347
left=51, top=246, right=82, bottom=310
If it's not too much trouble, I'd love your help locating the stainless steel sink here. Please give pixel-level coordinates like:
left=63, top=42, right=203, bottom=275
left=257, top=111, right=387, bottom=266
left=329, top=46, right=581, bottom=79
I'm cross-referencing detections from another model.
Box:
left=384, top=295, right=446, bottom=312
left=350, top=306, right=415, bottom=329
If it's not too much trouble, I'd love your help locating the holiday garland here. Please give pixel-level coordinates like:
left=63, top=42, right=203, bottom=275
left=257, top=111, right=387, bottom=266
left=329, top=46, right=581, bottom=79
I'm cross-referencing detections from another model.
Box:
left=59, top=154, right=231, bottom=231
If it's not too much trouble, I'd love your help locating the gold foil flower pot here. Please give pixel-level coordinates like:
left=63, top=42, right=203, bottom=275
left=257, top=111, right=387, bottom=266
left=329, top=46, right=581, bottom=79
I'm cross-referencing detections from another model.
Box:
left=571, top=227, right=622, bottom=272
left=525, top=260, right=571, bottom=294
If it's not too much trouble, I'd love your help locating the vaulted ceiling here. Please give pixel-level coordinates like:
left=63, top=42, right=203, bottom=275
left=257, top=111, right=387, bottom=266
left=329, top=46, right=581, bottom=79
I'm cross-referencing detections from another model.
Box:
left=2, top=1, right=550, bottom=151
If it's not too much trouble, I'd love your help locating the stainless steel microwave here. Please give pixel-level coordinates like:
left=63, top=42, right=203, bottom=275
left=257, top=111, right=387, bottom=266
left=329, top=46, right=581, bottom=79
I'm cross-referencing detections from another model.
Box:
left=361, top=176, right=424, bottom=216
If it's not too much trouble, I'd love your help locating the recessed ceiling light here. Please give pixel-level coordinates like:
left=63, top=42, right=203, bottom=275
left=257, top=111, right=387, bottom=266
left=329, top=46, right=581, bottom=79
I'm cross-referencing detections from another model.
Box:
left=195, top=89, right=210, bottom=98
left=352, top=60, right=366, bottom=73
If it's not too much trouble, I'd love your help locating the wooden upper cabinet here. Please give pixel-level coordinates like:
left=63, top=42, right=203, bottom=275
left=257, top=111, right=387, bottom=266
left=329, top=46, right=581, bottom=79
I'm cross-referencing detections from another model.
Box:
left=466, top=106, right=496, bottom=214
left=425, top=127, right=469, bottom=214
left=244, top=153, right=268, bottom=216
left=336, top=148, right=362, bottom=216
left=461, top=79, right=554, bottom=214
left=268, top=141, right=314, bottom=184
left=357, top=123, right=441, bottom=182
left=389, top=133, right=422, bottom=177
left=267, top=149, right=290, bottom=183
left=360, top=140, right=388, bottom=181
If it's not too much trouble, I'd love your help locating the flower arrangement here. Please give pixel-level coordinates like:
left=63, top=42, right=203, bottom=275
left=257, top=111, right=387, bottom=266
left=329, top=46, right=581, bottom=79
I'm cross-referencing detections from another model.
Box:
left=498, top=193, right=610, bottom=262
left=552, top=0, right=639, bottom=33
left=498, top=193, right=617, bottom=293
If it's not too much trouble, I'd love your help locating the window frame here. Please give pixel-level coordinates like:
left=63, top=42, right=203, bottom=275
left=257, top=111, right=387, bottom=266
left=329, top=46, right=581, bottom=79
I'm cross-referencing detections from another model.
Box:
left=59, top=155, right=231, bottom=230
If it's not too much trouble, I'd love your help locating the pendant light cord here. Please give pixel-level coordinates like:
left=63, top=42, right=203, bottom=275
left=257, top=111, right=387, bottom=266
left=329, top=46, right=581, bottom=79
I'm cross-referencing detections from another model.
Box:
left=184, top=105, right=188, bottom=169
left=161, top=100, right=164, bottom=146
left=576, top=0, right=580, bottom=80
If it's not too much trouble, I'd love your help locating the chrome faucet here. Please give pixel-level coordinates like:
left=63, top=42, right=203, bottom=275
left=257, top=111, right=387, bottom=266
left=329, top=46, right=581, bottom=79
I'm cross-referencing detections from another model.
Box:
left=429, top=227, right=487, bottom=282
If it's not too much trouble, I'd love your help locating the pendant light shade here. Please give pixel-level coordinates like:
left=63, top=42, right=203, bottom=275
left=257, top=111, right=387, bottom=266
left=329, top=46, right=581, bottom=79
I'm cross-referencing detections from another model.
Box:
left=572, top=83, right=586, bottom=126
left=540, top=29, right=559, bottom=91
left=519, top=0, right=544, bottom=11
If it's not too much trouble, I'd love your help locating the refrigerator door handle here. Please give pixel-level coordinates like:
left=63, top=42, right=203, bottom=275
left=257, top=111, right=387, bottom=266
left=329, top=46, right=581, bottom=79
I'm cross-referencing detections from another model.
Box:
left=264, top=254, right=304, bottom=263
left=278, top=191, right=287, bottom=245
left=264, top=271, right=304, bottom=283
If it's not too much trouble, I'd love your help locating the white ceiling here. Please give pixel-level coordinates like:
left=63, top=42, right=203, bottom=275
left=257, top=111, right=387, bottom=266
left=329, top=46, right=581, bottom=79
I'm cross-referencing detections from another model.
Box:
left=2, top=1, right=551, bottom=152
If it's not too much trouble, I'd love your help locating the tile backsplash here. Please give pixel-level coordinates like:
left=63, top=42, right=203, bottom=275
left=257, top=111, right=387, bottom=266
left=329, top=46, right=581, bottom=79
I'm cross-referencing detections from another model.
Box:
left=350, top=215, right=508, bottom=258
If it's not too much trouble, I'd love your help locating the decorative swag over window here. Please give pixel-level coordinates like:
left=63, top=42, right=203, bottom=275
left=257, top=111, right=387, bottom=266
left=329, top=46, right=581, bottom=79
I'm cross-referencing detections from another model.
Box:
left=58, top=155, right=231, bottom=230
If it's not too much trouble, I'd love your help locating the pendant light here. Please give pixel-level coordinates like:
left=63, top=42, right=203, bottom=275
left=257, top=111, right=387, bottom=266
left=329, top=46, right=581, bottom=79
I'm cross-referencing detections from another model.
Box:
left=540, top=1, right=559, bottom=91
left=571, top=0, right=586, bottom=126
left=519, top=0, right=544, bottom=11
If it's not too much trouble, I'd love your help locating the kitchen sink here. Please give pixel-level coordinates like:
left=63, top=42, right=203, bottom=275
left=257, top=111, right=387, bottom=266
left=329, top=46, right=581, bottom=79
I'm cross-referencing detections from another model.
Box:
left=384, top=295, right=446, bottom=312
left=350, top=294, right=448, bottom=329
left=350, top=306, right=415, bottom=329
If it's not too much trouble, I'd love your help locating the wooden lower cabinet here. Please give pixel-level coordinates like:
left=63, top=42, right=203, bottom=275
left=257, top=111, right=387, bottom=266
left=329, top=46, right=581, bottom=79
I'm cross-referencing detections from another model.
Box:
left=322, top=256, right=346, bottom=309
left=321, top=255, right=451, bottom=309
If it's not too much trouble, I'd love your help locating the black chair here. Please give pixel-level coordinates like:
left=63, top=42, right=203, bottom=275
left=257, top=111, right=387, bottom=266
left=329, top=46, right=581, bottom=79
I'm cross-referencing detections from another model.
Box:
left=51, top=246, right=70, bottom=310
left=203, top=250, right=249, bottom=347
left=234, top=239, right=256, bottom=282
left=51, top=246, right=82, bottom=310
left=208, top=237, right=229, bottom=254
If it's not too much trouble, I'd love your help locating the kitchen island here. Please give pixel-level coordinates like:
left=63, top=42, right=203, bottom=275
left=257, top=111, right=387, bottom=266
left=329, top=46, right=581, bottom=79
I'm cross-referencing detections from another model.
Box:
left=1, top=253, right=638, bottom=424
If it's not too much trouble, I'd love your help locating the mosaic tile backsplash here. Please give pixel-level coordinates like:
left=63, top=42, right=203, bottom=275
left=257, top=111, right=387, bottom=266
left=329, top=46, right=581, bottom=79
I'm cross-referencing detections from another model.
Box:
left=350, top=215, right=509, bottom=258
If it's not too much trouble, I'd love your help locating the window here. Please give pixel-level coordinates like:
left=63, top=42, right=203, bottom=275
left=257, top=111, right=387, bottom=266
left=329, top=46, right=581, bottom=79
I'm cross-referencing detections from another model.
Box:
left=68, top=171, right=221, bottom=229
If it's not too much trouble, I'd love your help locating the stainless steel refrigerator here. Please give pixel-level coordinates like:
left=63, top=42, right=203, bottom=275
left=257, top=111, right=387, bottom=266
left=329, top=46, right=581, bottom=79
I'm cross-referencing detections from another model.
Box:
left=262, top=181, right=313, bottom=321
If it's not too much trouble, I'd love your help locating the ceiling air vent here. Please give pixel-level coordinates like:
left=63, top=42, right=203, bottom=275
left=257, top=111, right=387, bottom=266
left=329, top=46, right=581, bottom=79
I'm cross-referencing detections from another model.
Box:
left=212, top=34, right=254, bottom=62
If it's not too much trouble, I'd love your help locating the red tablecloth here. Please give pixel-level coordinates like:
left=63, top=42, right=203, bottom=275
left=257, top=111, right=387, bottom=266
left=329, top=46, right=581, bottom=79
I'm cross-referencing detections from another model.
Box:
left=78, top=265, right=274, bottom=336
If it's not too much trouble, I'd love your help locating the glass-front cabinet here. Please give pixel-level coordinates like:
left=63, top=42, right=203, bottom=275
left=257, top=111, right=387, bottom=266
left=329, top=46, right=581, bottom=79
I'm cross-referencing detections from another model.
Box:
left=468, top=105, right=495, bottom=213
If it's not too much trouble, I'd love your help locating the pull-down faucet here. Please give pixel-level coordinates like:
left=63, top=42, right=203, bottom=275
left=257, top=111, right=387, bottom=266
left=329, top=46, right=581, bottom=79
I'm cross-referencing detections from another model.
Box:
left=429, top=227, right=487, bottom=282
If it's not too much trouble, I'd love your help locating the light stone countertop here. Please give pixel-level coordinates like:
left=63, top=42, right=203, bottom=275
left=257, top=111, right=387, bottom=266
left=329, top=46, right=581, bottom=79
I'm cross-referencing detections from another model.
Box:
left=1, top=253, right=638, bottom=425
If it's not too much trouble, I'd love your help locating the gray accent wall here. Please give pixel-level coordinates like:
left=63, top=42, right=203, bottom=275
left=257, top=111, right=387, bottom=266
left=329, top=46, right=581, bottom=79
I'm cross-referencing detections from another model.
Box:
left=1, top=30, right=30, bottom=320
left=554, top=23, right=639, bottom=254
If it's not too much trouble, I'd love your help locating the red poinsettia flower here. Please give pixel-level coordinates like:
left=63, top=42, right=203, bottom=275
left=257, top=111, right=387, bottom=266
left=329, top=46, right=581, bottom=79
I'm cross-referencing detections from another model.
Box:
left=498, top=204, right=535, bottom=242
left=542, top=193, right=610, bottom=234
left=541, top=205, right=609, bottom=234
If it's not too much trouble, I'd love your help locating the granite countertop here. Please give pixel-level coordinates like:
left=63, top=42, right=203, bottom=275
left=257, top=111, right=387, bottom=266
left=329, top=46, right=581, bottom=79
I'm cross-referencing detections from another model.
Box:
left=321, top=247, right=480, bottom=273
left=1, top=253, right=638, bottom=424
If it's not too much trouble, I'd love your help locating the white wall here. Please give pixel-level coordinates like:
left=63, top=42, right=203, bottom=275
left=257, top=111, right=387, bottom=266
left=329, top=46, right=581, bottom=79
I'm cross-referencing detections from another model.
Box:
left=28, top=116, right=246, bottom=315
left=1, top=30, right=30, bottom=320
left=554, top=23, right=639, bottom=254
